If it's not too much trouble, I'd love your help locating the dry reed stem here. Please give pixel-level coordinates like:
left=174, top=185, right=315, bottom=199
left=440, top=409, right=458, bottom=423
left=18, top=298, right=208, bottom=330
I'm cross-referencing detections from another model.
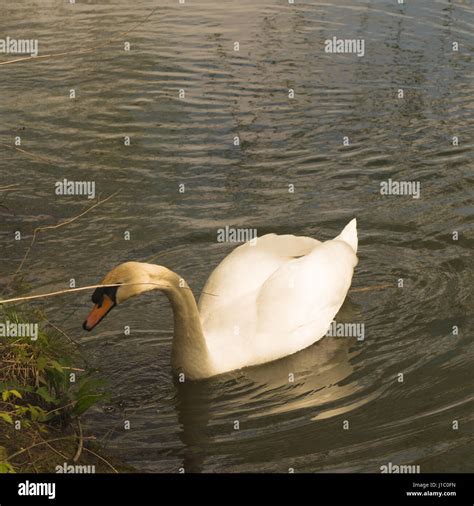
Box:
left=350, top=283, right=393, bottom=292
left=6, top=435, right=96, bottom=462
left=0, top=281, right=390, bottom=306
left=10, top=190, right=119, bottom=281
left=40, top=312, right=80, bottom=346
left=39, top=435, right=69, bottom=461
left=73, top=418, right=84, bottom=463
left=82, top=446, right=119, bottom=473
left=0, top=281, right=218, bottom=306
left=0, top=143, right=61, bottom=167
left=0, top=184, right=20, bottom=191
left=0, top=6, right=159, bottom=67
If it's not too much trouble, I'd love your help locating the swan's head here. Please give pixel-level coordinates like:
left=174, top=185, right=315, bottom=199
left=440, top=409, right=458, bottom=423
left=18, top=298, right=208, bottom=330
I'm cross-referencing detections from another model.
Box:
left=83, top=261, right=164, bottom=331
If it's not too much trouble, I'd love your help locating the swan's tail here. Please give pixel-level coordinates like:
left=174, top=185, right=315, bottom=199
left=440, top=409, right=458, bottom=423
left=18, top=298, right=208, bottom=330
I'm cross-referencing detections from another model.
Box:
left=335, top=218, right=358, bottom=253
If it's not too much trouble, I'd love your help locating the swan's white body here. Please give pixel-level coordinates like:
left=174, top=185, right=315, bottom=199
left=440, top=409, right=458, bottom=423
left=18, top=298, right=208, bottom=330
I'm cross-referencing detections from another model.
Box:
left=86, top=219, right=358, bottom=380
left=198, top=219, right=358, bottom=376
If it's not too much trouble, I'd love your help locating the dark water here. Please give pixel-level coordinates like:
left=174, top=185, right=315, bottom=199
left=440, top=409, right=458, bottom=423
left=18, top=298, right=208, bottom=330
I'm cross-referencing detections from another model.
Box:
left=1, top=0, right=473, bottom=472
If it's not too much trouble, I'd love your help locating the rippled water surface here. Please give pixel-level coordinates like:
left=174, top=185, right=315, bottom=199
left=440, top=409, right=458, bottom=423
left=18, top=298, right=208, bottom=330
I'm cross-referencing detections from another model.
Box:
left=1, top=0, right=473, bottom=472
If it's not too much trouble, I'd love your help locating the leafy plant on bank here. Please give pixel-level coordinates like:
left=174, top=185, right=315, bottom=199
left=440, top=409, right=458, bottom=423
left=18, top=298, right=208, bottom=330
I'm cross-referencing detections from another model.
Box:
left=0, top=308, right=107, bottom=473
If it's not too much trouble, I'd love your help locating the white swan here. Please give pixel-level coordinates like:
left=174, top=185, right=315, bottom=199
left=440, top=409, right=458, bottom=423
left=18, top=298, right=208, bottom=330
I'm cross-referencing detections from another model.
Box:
left=83, top=219, right=358, bottom=380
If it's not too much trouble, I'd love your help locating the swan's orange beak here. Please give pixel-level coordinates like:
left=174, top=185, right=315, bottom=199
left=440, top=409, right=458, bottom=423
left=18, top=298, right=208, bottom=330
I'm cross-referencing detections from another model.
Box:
left=83, top=294, right=115, bottom=331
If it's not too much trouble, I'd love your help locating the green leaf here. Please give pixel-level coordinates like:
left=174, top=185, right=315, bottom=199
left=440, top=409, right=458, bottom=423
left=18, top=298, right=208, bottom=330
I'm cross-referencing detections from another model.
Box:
left=0, top=462, right=16, bottom=473
left=48, top=360, right=65, bottom=373
left=77, top=377, right=105, bottom=396
left=35, top=387, right=57, bottom=404
left=72, top=394, right=103, bottom=416
left=0, top=412, right=13, bottom=424
left=26, top=404, right=47, bottom=422
left=37, top=356, right=48, bottom=371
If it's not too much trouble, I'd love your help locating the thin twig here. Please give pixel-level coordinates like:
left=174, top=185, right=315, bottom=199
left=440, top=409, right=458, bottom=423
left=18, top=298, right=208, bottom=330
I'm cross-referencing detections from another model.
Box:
left=0, top=282, right=154, bottom=305
left=0, top=281, right=218, bottom=305
left=44, top=400, right=78, bottom=417
left=73, top=418, right=83, bottom=463
left=40, top=312, right=80, bottom=346
left=6, top=435, right=95, bottom=462
left=82, top=446, right=119, bottom=473
left=27, top=448, right=39, bottom=473
left=39, top=435, right=69, bottom=461
left=0, top=184, right=20, bottom=191
left=0, top=6, right=160, bottom=67
left=350, top=283, right=393, bottom=293
left=11, top=190, right=119, bottom=280
left=0, top=142, right=61, bottom=167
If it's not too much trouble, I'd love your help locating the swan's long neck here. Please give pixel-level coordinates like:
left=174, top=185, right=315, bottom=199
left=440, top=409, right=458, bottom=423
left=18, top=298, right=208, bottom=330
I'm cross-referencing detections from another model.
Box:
left=141, top=264, right=212, bottom=380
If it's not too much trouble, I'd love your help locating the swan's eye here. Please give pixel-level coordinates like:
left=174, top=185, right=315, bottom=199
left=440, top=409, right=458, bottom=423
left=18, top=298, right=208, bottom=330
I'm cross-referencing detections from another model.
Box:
left=91, top=288, right=104, bottom=305
left=104, top=286, right=119, bottom=302
left=91, top=286, right=119, bottom=306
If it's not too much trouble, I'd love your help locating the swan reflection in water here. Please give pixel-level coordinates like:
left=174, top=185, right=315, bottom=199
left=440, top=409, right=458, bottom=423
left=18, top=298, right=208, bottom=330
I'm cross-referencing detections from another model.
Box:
left=174, top=299, right=363, bottom=473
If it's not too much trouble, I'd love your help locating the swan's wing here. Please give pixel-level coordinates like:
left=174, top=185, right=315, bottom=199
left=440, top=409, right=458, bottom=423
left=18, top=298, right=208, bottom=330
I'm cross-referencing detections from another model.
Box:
left=198, top=233, right=319, bottom=325
left=200, top=236, right=357, bottom=373
left=199, top=221, right=358, bottom=374
left=252, top=240, right=358, bottom=363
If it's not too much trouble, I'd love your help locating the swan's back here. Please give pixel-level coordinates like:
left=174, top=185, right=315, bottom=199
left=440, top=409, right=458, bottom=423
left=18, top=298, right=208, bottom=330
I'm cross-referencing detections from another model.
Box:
left=198, top=220, right=358, bottom=375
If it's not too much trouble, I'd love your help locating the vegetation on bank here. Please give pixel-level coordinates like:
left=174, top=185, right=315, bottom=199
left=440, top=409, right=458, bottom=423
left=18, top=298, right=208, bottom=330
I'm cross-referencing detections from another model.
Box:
left=0, top=306, right=130, bottom=473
